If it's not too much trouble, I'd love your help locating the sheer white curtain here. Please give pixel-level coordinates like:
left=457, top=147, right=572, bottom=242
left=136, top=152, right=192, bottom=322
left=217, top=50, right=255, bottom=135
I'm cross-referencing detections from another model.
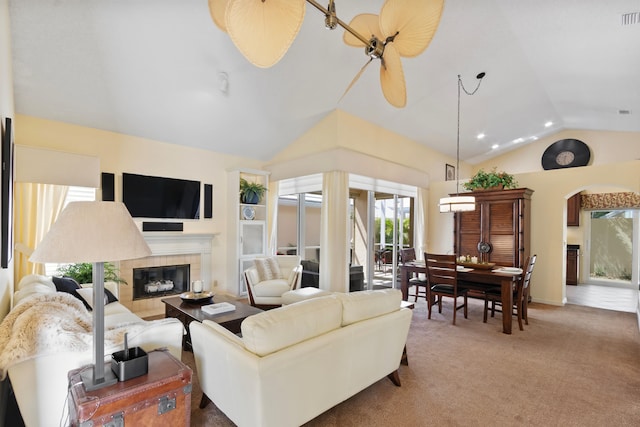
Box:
left=414, top=187, right=429, bottom=260
left=13, top=183, right=68, bottom=282
left=319, top=171, right=350, bottom=292
left=267, top=179, right=279, bottom=255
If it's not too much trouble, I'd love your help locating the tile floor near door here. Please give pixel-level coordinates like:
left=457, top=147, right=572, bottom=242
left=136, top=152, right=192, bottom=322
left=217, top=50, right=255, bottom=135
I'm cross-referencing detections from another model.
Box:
left=566, top=283, right=638, bottom=313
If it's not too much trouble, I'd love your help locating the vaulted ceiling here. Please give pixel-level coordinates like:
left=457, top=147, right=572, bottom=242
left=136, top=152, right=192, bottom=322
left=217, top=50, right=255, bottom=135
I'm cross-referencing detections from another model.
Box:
left=8, top=0, right=640, bottom=164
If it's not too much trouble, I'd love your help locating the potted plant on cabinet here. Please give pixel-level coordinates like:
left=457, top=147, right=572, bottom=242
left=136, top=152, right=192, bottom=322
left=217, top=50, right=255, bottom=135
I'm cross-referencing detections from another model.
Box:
left=239, top=178, right=267, bottom=204
left=463, top=167, right=518, bottom=191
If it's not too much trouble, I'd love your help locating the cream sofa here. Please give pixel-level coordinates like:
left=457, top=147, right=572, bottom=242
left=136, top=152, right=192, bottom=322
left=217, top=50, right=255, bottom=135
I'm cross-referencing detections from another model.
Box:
left=2, top=275, right=184, bottom=427
left=243, top=255, right=303, bottom=308
left=190, top=288, right=412, bottom=427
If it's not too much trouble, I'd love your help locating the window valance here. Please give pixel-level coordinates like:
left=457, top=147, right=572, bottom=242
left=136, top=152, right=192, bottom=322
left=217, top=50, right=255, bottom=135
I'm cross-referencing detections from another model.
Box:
left=581, top=192, right=640, bottom=210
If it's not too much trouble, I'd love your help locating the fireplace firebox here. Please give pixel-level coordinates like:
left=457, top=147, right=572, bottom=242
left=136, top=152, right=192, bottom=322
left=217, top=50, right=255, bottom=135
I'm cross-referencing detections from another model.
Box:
left=133, top=264, right=189, bottom=300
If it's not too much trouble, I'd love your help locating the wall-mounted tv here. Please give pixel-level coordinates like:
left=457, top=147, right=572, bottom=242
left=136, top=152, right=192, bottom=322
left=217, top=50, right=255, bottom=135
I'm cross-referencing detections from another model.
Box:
left=122, top=173, right=200, bottom=220
left=1, top=117, right=14, bottom=268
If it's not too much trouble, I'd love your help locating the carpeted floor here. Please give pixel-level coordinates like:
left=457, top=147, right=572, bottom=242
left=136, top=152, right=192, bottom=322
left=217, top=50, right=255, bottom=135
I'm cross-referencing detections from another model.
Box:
left=185, top=298, right=640, bottom=426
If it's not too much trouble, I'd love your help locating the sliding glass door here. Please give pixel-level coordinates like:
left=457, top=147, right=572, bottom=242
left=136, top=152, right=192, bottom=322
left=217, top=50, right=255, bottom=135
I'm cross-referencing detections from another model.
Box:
left=370, top=193, right=413, bottom=290
left=276, top=192, right=322, bottom=261
left=587, top=209, right=639, bottom=289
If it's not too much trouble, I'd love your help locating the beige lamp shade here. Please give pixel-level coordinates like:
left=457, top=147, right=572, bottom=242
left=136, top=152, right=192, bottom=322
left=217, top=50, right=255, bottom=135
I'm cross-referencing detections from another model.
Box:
left=225, top=0, right=306, bottom=68
left=439, top=196, right=476, bottom=213
left=209, top=0, right=230, bottom=32
left=30, top=201, right=151, bottom=264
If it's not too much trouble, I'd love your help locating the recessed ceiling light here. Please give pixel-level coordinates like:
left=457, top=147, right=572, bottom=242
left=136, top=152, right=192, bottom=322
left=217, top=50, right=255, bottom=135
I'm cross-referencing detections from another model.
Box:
left=529, top=136, right=539, bottom=141
left=491, top=144, right=499, bottom=150
left=477, top=133, right=485, bottom=140
left=513, top=138, right=524, bottom=144
left=544, top=121, right=553, bottom=128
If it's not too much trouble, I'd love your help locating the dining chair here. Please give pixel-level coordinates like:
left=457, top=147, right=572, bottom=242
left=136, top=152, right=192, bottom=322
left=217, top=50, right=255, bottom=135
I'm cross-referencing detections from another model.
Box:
left=483, top=254, right=537, bottom=330
left=425, top=253, right=468, bottom=325
left=400, top=248, right=428, bottom=302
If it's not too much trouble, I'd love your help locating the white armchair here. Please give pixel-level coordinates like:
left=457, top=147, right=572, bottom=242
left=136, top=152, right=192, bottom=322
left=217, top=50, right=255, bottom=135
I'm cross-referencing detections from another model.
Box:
left=244, top=255, right=302, bottom=309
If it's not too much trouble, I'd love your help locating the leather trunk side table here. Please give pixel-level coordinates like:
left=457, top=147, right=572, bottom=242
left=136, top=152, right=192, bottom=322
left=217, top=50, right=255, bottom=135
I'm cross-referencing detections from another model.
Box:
left=68, top=349, right=192, bottom=427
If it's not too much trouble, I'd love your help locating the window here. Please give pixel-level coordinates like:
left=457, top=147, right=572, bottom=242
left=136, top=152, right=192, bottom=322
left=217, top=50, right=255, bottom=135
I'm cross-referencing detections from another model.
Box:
left=44, top=186, right=96, bottom=276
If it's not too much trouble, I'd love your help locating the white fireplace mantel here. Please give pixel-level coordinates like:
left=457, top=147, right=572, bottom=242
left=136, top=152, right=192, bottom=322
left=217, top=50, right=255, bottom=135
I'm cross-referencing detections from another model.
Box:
left=142, top=232, right=217, bottom=290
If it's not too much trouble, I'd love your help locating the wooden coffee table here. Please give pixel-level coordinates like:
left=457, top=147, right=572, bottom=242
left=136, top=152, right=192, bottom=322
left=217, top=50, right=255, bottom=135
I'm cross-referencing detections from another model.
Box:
left=162, top=294, right=263, bottom=351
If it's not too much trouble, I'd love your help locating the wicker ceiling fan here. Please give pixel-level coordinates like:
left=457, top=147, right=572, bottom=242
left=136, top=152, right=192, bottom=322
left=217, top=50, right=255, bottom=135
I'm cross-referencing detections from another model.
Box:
left=208, top=0, right=444, bottom=108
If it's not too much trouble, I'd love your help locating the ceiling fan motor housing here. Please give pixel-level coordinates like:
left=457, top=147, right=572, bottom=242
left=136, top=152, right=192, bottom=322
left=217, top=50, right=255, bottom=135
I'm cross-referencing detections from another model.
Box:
left=366, top=37, right=384, bottom=58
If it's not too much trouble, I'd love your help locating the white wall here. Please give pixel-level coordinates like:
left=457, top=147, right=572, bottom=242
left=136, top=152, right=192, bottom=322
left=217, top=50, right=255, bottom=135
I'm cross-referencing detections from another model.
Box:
left=14, top=114, right=264, bottom=296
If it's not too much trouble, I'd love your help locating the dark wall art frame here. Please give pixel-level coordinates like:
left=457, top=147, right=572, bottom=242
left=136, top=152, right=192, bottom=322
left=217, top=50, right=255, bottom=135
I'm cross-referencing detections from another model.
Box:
left=445, top=163, right=455, bottom=181
left=1, top=117, right=14, bottom=268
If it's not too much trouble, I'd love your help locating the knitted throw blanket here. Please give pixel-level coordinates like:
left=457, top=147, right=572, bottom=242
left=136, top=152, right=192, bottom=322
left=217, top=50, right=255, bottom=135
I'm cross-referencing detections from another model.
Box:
left=0, top=292, right=152, bottom=380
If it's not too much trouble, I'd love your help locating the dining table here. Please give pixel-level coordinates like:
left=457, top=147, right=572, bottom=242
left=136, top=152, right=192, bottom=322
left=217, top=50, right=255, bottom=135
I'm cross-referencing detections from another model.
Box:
left=399, top=262, right=523, bottom=334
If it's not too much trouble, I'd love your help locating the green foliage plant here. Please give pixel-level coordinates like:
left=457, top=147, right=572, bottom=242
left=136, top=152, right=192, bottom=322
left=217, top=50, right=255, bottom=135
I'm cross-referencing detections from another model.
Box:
left=56, top=262, right=126, bottom=284
left=239, top=178, right=267, bottom=204
left=463, top=167, right=518, bottom=191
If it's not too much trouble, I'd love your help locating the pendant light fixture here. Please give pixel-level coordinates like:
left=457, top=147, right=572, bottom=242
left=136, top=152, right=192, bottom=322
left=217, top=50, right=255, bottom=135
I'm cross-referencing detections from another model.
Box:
left=439, top=72, right=486, bottom=213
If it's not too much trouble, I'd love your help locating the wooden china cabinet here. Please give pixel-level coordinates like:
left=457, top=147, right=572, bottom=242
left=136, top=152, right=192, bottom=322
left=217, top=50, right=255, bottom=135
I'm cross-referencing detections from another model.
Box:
left=453, top=188, right=533, bottom=269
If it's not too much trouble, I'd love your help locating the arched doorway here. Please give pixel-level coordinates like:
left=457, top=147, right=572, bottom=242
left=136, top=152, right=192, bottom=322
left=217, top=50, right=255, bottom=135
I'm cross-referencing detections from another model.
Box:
left=565, top=187, right=639, bottom=312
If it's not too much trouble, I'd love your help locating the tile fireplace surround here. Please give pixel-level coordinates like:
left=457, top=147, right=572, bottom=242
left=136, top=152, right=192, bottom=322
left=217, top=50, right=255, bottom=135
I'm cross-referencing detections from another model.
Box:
left=118, top=233, right=214, bottom=318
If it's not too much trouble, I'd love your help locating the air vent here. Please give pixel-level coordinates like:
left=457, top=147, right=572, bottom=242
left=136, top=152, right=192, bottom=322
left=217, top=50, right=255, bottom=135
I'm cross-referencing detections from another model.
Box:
left=621, top=12, right=639, bottom=25
left=618, top=109, right=631, bottom=115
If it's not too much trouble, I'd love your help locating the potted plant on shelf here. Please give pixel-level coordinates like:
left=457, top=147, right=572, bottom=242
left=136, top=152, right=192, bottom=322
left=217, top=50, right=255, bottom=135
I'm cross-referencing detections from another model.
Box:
left=239, top=178, right=267, bottom=204
left=56, top=262, right=126, bottom=284
left=463, top=167, right=518, bottom=192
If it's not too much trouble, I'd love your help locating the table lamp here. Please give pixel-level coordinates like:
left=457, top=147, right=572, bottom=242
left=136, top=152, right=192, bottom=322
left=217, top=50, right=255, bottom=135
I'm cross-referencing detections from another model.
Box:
left=30, top=201, right=151, bottom=390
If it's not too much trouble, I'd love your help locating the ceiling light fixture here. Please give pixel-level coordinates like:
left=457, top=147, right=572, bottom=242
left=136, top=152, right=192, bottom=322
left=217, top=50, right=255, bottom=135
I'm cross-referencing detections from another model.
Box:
left=208, top=0, right=444, bottom=108
left=439, top=72, right=486, bottom=213
left=544, top=121, right=553, bottom=127
left=477, top=133, right=485, bottom=140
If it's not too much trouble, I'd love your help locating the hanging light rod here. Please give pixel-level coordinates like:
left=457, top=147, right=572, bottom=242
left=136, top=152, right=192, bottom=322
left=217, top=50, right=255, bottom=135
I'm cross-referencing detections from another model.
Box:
left=439, top=72, right=487, bottom=213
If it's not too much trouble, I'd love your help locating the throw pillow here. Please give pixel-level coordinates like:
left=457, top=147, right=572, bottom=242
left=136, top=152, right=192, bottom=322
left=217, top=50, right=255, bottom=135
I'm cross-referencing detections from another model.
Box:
left=76, top=287, right=119, bottom=310
left=254, top=257, right=282, bottom=282
left=52, top=275, right=80, bottom=293
left=52, top=276, right=91, bottom=310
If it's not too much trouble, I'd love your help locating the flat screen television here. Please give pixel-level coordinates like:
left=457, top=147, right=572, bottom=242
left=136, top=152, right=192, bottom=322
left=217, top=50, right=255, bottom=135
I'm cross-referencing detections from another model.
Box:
left=122, top=173, right=201, bottom=220
left=1, top=117, right=13, bottom=268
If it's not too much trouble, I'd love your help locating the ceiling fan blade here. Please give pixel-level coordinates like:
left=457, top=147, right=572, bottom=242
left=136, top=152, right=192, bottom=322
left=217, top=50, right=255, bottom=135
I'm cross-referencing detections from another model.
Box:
left=339, top=58, right=374, bottom=103
left=208, top=0, right=230, bottom=32
left=343, top=13, right=383, bottom=48
left=380, top=0, right=444, bottom=57
left=379, top=43, right=406, bottom=107
left=226, top=0, right=306, bottom=68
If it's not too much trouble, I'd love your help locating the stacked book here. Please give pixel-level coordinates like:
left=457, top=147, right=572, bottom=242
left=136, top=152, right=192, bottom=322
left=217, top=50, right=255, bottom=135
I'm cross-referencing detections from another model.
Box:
left=201, top=302, right=236, bottom=315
